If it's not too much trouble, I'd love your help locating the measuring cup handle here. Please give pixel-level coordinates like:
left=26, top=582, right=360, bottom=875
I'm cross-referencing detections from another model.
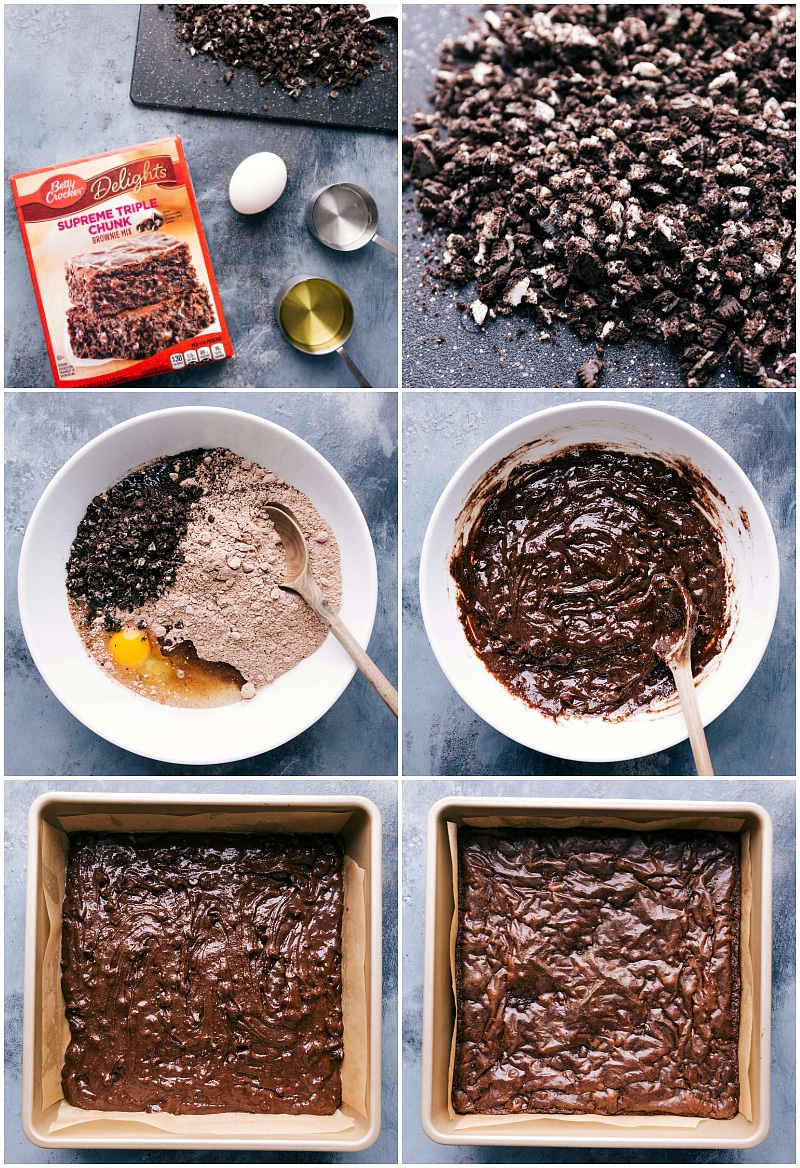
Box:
left=336, top=346, right=373, bottom=388
left=373, top=234, right=398, bottom=256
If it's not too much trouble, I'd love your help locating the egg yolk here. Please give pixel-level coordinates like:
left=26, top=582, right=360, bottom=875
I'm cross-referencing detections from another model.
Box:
left=108, top=627, right=151, bottom=668
left=101, top=625, right=246, bottom=707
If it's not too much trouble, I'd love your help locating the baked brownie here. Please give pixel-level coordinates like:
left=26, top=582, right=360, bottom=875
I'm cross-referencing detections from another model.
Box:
left=67, top=287, right=215, bottom=360
left=61, top=832, right=344, bottom=1114
left=455, top=827, right=740, bottom=1118
left=65, top=234, right=199, bottom=315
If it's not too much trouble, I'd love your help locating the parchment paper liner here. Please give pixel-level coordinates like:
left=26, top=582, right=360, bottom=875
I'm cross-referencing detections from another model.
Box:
left=40, top=809, right=368, bottom=1136
left=446, top=814, right=754, bottom=1130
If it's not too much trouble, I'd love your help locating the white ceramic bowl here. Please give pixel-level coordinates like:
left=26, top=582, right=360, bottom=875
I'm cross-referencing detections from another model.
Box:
left=420, top=401, right=780, bottom=763
left=18, top=406, right=378, bottom=765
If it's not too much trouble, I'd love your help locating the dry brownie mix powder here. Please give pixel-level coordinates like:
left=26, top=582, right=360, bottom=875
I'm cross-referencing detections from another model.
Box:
left=404, top=4, right=796, bottom=387
left=67, top=448, right=341, bottom=700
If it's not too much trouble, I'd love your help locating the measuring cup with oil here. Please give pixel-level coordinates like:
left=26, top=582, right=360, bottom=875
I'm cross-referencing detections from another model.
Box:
left=274, top=275, right=372, bottom=387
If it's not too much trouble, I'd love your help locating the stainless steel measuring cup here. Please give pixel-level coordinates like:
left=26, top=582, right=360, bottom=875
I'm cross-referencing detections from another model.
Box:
left=274, top=275, right=372, bottom=388
left=307, top=183, right=398, bottom=256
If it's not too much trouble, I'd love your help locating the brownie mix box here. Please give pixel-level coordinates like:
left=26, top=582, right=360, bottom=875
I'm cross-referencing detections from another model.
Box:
left=10, top=136, right=233, bottom=387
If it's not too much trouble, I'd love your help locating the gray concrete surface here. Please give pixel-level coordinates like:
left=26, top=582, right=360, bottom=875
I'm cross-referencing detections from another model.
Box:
left=5, top=391, right=397, bottom=776
left=5, top=777, right=398, bottom=1163
left=402, top=391, right=795, bottom=776
left=402, top=778, right=796, bottom=1164
left=5, top=5, right=398, bottom=389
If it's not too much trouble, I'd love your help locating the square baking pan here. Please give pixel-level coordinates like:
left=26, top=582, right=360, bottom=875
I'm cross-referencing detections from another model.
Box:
left=23, top=792, right=382, bottom=1151
left=422, top=797, right=771, bottom=1149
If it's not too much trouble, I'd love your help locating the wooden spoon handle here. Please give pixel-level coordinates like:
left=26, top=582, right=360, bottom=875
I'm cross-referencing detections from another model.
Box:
left=325, top=609, right=399, bottom=717
left=671, top=658, right=714, bottom=776
left=298, top=575, right=398, bottom=717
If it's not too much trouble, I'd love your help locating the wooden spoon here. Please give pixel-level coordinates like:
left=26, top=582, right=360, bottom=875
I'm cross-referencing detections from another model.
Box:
left=264, top=503, right=398, bottom=717
left=653, top=576, right=714, bottom=776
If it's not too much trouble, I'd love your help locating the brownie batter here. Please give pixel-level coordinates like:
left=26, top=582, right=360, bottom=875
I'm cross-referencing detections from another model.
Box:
left=451, top=444, right=729, bottom=717
left=61, top=832, right=344, bottom=1114
left=455, top=827, right=740, bottom=1118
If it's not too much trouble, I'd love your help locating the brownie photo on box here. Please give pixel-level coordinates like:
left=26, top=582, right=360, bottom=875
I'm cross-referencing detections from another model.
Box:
left=455, top=827, right=740, bottom=1118
left=65, top=233, right=215, bottom=360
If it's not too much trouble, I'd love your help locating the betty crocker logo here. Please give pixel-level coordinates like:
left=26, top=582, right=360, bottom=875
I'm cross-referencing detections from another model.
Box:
left=38, top=173, right=88, bottom=209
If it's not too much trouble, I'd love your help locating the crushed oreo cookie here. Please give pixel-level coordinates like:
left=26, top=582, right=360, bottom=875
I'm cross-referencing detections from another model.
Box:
left=404, top=5, right=796, bottom=387
left=576, top=347, right=605, bottom=387
left=173, top=4, right=388, bottom=100
left=66, top=451, right=205, bottom=627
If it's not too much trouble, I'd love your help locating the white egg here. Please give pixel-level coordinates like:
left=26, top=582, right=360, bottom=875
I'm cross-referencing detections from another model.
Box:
left=229, top=152, right=288, bottom=214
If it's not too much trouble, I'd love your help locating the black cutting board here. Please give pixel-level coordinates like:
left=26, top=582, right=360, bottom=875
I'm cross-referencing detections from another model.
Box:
left=130, top=5, right=398, bottom=134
